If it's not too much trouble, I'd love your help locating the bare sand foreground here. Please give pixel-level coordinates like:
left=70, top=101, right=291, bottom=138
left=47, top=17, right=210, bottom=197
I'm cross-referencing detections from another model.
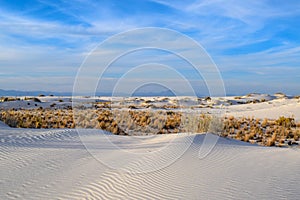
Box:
left=1, top=125, right=300, bottom=199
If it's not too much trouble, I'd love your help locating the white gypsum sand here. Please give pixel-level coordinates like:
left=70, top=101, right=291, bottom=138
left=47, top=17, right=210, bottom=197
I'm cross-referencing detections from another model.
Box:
left=225, top=98, right=300, bottom=121
left=0, top=128, right=300, bottom=199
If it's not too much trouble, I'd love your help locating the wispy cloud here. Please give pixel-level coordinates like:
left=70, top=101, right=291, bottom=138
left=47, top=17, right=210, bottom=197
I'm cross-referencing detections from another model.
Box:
left=150, top=0, right=300, bottom=49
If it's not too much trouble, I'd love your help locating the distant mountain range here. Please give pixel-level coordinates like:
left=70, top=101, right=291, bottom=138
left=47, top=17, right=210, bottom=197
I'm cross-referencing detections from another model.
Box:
left=0, top=89, right=236, bottom=97
left=0, top=89, right=179, bottom=97
left=0, top=89, right=72, bottom=97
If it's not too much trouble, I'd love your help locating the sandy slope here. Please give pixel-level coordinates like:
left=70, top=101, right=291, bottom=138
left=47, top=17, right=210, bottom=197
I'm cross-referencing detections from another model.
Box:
left=226, top=98, right=300, bottom=121
left=0, top=121, right=10, bottom=129
left=1, top=128, right=299, bottom=199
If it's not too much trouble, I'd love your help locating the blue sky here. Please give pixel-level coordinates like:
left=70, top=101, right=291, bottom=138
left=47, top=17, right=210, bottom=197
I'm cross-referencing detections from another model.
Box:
left=0, top=0, right=300, bottom=95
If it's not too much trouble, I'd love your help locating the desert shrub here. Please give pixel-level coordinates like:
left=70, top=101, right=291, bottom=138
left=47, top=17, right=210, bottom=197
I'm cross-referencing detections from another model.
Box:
left=266, top=138, right=275, bottom=146
left=204, top=96, right=211, bottom=101
left=244, top=134, right=250, bottom=142
left=1, top=97, right=20, bottom=102
left=236, top=130, right=242, bottom=139
left=198, top=114, right=212, bottom=133
left=24, top=97, right=42, bottom=103
left=261, top=118, right=268, bottom=128
left=293, top=130, right=300, bottom=140
left=276, top=116, right=295, bottom=128
left=249, top=131, right=256, bottom=139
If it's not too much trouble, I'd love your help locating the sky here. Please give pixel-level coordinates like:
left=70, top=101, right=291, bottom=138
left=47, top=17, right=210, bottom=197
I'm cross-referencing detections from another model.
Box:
left=0, top=0, right=300, bottom=95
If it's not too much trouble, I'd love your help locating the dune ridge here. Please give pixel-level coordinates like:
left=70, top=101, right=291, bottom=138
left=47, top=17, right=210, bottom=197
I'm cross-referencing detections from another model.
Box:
left=1, top=128, right=300, bottom=199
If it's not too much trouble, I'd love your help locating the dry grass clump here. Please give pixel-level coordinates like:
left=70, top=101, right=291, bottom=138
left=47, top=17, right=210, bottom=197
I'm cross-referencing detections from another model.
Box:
left=198, top=114, right=212, bottom=132
left=0, top=97, right=21, bottom=102
left=95, top=101, right=111, bottom=109
left=24, top=97, right=42, bottom=102
left=222, top=115, right=299, bottom=147
left=275, top=116, right=295, bottom=128
left=112, top=110, right=181, bottom=135
left=178, top=113, right=221, bottom=133
left=74, top=109, right=184, bottom=135
left=164, top=111, right=181, bottom=130
left=0, top=108, right=74, bottom=129
left=73, top=109, right=123, bottom=134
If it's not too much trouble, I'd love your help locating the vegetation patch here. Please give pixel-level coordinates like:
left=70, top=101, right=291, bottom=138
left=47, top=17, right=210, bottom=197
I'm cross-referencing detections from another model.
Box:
left=0, top=107, right=299, bottom=147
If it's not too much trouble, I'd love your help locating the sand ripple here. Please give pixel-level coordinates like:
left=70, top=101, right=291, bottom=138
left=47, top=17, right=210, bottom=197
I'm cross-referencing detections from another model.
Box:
left=1, top=128, right=300, bottom=199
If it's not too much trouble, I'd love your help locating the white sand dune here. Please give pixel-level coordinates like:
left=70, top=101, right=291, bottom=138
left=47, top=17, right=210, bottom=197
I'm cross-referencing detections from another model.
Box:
left=0, top=121, right=10, bottom=129
left=1, top=128, right=299, bottom=199
left=226, top=98, right=300, bottom=120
